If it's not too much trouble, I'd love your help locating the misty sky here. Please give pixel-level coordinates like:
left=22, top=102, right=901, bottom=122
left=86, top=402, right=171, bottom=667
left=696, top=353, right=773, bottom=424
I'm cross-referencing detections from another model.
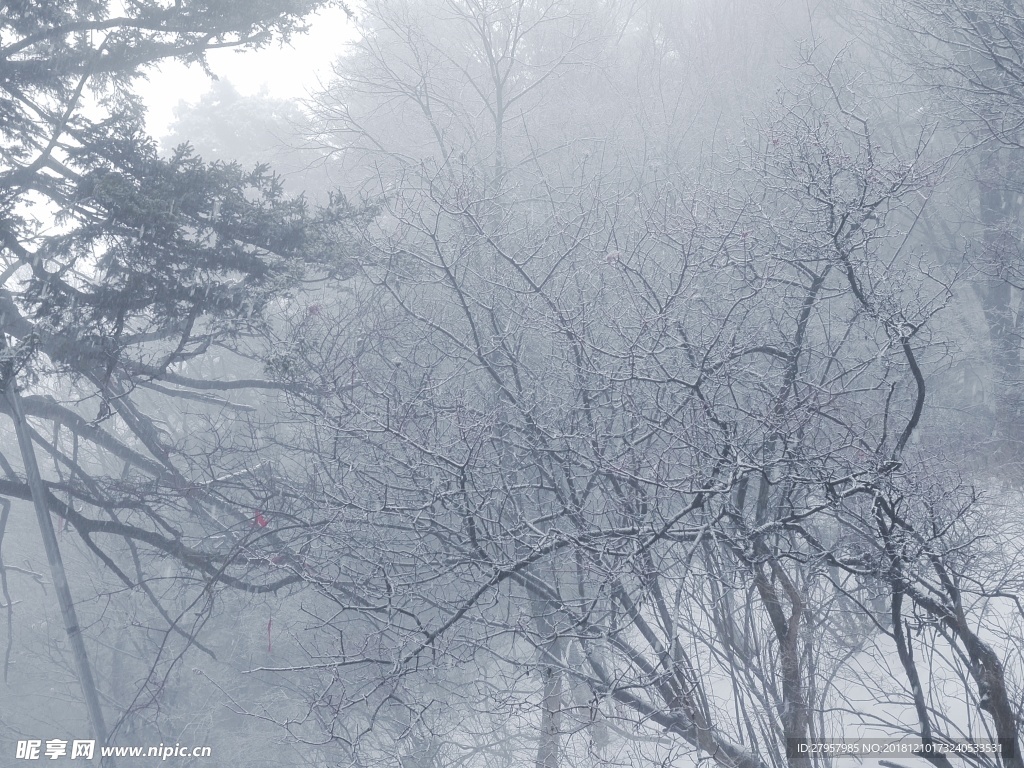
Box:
left=137, top=6, right=352, bottom=137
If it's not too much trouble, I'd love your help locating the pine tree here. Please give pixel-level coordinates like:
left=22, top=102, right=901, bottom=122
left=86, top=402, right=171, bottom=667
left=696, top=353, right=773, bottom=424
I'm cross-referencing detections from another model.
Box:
left=0, top=1, right=355, bottom=756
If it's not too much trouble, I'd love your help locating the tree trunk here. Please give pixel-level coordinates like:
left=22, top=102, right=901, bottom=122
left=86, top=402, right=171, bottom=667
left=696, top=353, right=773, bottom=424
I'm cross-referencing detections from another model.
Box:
left=977, top=149, right=1024, bottom=464
left=535, top=662, right=563, bottom=768
left=4, top=386, right=114, bottom=765
left=530, top=586, right=565, bottom=768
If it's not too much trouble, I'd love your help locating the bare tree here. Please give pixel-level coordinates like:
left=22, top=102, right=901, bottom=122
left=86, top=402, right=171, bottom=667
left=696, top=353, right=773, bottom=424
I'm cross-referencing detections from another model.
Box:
left=257, top=6, right=1006, bottom=764
left=878, top=0, right=1024, bottom=463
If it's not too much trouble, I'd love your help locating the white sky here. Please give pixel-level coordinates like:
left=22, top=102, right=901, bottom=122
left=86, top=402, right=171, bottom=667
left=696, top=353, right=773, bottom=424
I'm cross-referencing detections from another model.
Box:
left=137, top=6, right=354, bottom=139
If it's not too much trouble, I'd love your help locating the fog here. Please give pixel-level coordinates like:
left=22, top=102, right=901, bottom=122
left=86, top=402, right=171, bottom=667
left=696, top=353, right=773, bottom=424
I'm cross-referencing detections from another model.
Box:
left=1, top=1, right=1022, bottom=767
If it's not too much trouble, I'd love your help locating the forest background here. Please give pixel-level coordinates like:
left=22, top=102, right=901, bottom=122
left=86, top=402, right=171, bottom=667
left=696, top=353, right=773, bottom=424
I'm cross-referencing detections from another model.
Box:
left=1, top=1, right=1023, bottom=767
